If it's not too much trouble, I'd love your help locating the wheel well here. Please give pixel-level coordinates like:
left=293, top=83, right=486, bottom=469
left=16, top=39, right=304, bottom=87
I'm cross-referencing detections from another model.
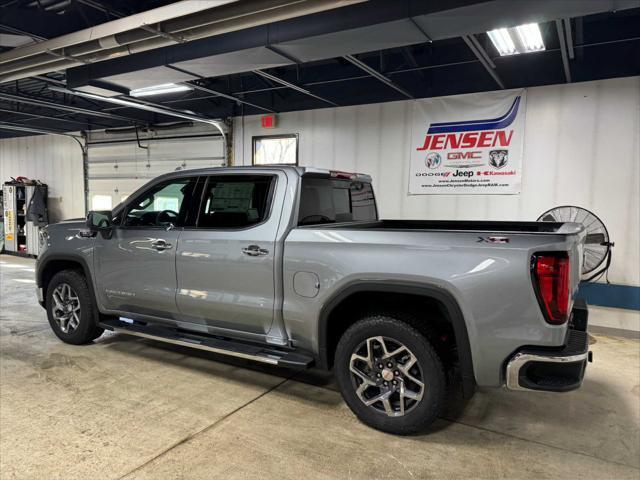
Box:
left=40, top=260, right=86, bottom=295
left=323, top=291, right=461, bottom=374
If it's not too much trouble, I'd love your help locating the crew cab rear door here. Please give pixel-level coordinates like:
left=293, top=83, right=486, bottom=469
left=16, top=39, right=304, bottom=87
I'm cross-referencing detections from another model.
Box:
left=175, top=171, right=285, bottom=337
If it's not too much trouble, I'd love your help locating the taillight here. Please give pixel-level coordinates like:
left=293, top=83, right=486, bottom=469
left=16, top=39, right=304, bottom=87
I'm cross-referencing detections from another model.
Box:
left=330, top=170, right=356, bottom=180
left=532, top=253, right=571, bottom=324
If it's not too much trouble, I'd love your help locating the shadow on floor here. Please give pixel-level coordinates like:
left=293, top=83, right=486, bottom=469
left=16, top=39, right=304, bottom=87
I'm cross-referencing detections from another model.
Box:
left=92, top=330, right=637, bottom=458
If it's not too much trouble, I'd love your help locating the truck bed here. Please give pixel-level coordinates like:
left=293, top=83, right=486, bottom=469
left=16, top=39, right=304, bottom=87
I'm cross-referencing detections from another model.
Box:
left=303, top=219, right=573, bottom=234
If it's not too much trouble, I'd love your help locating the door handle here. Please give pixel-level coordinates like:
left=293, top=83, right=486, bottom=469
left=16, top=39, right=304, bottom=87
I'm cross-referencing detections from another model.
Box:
left=151, top=239, right=173, bottom=251
left=241, top=245, right=269, bottom=256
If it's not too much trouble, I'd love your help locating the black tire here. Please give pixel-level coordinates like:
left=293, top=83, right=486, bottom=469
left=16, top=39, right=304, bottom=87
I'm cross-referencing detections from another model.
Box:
left=46, top=269, right=104, bottom=345
left=334, top=314, right=446, bottom=435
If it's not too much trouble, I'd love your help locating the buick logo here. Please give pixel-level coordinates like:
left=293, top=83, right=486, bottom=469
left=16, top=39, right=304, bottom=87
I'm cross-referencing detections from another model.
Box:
left=425, top=152, right=442, bottom=169
left=489, top=150, right=508, bottom=169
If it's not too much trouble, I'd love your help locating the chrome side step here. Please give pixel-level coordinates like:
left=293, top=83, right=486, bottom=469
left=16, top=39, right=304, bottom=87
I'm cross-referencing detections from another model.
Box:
left=99, top=319, right=313, bottom=369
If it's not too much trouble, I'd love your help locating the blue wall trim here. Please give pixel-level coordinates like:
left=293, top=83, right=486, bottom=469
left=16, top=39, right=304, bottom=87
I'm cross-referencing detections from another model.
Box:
left=577, top=283, right=640, bottom=311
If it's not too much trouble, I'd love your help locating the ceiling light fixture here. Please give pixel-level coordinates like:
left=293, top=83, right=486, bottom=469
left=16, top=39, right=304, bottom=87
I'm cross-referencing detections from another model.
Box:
left=515, top=23, right=545, bottom=52
left=129, top=83, right=192, bottom=97
left=487, top=23, right=545, bottom=56
left=487, top=28, right=517, bottom=56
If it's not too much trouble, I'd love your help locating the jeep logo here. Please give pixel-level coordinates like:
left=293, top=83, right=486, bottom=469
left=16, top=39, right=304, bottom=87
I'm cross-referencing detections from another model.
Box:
left=452, top=170, right=474, bottom=178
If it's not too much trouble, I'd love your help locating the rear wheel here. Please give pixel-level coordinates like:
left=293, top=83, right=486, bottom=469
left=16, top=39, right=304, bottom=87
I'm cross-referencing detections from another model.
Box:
left=46, top=270, right=104, bottom=345
left=334, top=314, right=446, bottom=434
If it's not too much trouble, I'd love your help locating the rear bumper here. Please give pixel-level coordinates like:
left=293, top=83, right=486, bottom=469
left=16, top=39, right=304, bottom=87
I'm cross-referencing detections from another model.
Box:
left=506, top=300, right=591, bottom=392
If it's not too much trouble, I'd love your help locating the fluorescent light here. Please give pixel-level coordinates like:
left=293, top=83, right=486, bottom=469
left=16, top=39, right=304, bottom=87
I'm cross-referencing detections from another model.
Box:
left=488, top=28, right=517, bottom=56
left=129, top=83, right=192, bottom=97
left=487, top=23, right=545, bottom=56
left=515, top=23, right=545, bottom=52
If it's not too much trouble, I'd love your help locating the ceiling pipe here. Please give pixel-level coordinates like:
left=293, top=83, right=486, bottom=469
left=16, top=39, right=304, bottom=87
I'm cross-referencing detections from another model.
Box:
left=47, top=85, right=230, bottom=163
left=0, top=0, right=236, bottom=64
left=0, top=0, right=365, bottom=84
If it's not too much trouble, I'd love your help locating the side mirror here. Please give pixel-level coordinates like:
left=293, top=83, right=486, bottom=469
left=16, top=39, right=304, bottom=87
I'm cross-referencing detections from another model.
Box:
left=86, top=210, right=113, bottom=232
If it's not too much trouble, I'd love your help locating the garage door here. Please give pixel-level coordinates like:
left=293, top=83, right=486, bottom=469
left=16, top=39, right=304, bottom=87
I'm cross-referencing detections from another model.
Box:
left=86, top=124, right=226, bottom=211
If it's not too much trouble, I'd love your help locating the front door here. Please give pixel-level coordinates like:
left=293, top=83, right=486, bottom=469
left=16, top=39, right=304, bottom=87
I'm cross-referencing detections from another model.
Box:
left=176, top=173, right=283, bottom=336
left=94, top=176, right=199, bottom=319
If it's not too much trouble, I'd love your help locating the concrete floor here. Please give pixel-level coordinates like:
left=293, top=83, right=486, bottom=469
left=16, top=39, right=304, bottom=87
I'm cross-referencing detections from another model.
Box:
left=1, top=253, right=639, bottom=480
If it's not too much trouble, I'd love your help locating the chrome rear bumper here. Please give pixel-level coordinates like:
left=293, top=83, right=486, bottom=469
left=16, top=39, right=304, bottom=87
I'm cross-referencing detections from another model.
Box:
left=506, top=301, right=591, bottom=392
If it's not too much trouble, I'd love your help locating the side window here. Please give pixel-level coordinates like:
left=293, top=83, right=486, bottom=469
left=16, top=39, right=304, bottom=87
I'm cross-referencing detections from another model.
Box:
left=298, top=178, right=377, bottom=225
left=123, top=177, right=197, bottom=228
left=197, top=175, right=274, bottom=229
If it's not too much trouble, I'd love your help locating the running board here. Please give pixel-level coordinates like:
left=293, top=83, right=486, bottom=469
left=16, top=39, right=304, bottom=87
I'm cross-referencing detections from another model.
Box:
left=99, top=319, right=313, bottom=369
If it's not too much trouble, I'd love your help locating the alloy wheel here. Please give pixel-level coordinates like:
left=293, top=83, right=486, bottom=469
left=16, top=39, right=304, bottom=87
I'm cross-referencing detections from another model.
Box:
left=349, top=336, right=425, bottom=417
left=51, top=283, right=81, bottom=334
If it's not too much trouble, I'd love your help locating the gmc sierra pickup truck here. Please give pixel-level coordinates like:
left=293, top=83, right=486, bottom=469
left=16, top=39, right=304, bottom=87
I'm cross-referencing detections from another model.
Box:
left=36, top=166, right=591, bottom=434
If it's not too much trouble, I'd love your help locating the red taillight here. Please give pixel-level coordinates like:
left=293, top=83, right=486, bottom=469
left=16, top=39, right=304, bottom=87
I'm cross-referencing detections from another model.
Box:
left=330, top=170, right=356, bottom=180
left=533, top=253, right=571, bottom=324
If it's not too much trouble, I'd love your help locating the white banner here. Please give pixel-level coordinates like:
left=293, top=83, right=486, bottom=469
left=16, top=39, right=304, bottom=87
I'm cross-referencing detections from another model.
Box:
left=409, top=89, right=526, bottom=195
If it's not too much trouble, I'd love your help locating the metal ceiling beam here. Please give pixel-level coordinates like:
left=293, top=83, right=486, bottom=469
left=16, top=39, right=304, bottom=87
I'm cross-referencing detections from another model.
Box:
left=32, top=74, right=66, bottom=85
left=74, top=0, right=127, bottom=19
left=343, top=54, right=414, bottom=99
left=0, top=23, right=46, bottom=41
left=0, top=122, right=83, bottom=138
left=0, top=106, right=96, bottom=127
left=187, top=82, right=276, bottom=113
left=166, top=64, right=276, bottom=113
left=555, top=19, right=572, bottom=83
left=400, top=47, right=427, bottom=81
left=0, top=91, right=140, bottom=122
left=563, top=18, right=575, bottom=60
left=253, top=69, right=339, bottom=107
left=461, top=35, right=504, bottom=89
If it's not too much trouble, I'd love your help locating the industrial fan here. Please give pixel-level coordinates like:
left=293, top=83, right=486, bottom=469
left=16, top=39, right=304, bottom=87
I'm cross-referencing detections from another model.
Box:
left=537, top=206, right=614, bottom=282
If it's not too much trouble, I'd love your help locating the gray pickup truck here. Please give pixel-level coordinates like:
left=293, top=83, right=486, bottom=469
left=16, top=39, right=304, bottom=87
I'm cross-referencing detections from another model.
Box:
left=36, top=166, right=591, bottom=434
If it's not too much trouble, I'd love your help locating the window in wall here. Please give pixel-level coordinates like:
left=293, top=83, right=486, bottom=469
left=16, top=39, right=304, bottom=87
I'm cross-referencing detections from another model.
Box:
left=252, top=134, right=298, bottom=165
left=92, top=194, right=112, bottom=210
left=197, top=175, right=274, bottom=229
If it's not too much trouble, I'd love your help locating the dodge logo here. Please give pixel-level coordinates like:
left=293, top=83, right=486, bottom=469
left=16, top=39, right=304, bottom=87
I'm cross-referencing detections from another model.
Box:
left=489, top=150, right=508, bottom=169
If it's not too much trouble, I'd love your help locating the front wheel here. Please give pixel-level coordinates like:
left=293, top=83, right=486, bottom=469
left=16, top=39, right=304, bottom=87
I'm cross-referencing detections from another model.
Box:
left=334, top=315, right=446, bottom=435
left=46, top=270, right=104, bottom=345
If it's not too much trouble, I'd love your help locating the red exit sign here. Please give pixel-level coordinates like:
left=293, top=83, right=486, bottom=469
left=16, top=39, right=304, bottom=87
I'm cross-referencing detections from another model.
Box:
left=261, top=114, right=276, bottom=128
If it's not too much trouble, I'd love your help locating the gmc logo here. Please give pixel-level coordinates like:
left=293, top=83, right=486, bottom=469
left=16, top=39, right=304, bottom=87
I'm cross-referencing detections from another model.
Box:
left=448, top=151, right=482, bottom=160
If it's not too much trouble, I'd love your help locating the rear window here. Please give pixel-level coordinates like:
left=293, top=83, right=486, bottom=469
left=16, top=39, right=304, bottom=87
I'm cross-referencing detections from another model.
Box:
left=298, top=177, right=377, bottom=226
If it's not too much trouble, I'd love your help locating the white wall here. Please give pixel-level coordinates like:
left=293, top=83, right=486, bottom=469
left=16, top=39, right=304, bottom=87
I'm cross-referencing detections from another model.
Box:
left=234, top=76, right=640, bottom=287
left=0, top=134, right=85, bottom=222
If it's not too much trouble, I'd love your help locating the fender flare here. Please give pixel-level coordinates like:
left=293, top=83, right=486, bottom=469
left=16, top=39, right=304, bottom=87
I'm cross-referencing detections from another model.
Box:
left=317, top=281, right=476, bottom=397
left=37, top=254, right=99, bottom=319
